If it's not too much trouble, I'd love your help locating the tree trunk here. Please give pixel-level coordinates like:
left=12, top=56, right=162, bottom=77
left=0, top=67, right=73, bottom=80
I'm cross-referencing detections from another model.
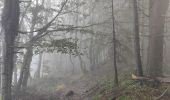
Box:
left=17, top=46, right=33, bottom=90
left=13, top=63, right=18, bottom=85
left=111, top=0, right=118, bottom=86
left=89, top=39, right=95, bottom=71
left=17, top=1, right=38, bottom=90
left=1, top=0, right=20, bottom=100
left=148, top=0, right=169, bottom=77
left=35, top=53, right=43, bottom=78
left=69, top=55, right=75, bottom=74
left=0, top=41, right=2, bottom=93
left=133, top=0, right=143, bottom=77
left=78, top=55, right=88, bottom=74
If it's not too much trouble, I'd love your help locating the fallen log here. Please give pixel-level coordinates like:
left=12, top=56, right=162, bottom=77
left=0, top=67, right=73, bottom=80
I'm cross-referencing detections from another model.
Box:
left=132, top=74, right=170, bottom=83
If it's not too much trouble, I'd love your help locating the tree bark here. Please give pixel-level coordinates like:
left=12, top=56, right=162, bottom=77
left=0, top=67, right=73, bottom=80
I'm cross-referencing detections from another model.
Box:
left=17, top=1, right=38, bottom=90
left=17, top=46, right=33, bottom=90
left=111, top=0, right=118, bottom=86
left=1, top=0, right=20, bottom=100
left=21, top=47, right=33, bottom=88
left=148, top=0, right=169, bottom=77
left=133, top=0, right=143, bottom=77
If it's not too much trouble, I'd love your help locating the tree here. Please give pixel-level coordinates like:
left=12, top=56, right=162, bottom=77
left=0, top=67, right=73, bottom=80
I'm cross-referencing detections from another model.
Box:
left=148, top=0, right=169, bottom=77
left=17, top=0, right=69, bottom=90
left=17, top=0, right=38, bottom=90
left=1, top=0, right=20, bottom=100
left=133, top=0, right=143, bottom=77
left=111, top=0, right=118, bottom=86
left=16, top=0, right=86, bottom=91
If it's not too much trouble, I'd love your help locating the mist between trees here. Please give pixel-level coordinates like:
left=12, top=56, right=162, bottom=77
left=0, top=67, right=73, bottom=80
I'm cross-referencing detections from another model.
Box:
left=0, top=0, right=170, bottom=100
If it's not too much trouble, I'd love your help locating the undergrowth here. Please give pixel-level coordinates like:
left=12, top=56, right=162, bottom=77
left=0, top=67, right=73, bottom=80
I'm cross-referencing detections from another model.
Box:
left=93, top=75, right=170, bottom=100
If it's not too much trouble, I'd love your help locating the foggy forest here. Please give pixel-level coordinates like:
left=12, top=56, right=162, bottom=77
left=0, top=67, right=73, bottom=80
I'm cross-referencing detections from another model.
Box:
left=0, top=0, right=170, bottom=100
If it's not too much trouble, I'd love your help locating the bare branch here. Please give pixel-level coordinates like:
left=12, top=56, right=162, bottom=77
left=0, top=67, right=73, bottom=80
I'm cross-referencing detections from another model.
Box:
left=18, top=0, right=69, bottom=34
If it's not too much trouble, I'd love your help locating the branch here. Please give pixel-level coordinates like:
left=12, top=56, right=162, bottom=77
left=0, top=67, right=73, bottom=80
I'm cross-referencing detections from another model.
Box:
left=18, top=0, right=69, bottom=34
left=19, top=0, right=32, bottom=3
left=138, top=6, right=149, bottom=17
left=154, top=86, right=169, bottom=100
left=31, top=22, right=106, bottom=41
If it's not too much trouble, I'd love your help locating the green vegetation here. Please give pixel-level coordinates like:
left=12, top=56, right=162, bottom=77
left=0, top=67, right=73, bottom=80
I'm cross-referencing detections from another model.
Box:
left=93, top=77, right=170, bottom=100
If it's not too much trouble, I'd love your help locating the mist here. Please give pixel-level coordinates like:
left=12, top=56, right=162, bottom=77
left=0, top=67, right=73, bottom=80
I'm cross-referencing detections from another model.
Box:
left=0, top=0, right=170, bottom=100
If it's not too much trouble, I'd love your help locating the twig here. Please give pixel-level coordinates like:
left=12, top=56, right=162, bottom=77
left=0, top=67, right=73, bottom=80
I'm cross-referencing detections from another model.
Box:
left=154, top=86, right=169, bottom=100
left=18, top=0, right=68, bottom=34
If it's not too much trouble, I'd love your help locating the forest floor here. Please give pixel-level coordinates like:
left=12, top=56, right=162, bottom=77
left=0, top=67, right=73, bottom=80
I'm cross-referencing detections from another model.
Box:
left=22, top=62, right=170, bottom=100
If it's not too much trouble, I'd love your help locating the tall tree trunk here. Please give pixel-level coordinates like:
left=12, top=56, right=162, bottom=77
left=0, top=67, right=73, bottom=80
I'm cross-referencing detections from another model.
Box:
left=17, top=46, right=33, bottom=90
left=78, top=55, right=88, bottom=74
left=1, top=0, right=20, bottom=100
left=17, top=1, right=38, bottom=90
left=89, top=3, right=96, bottom=72
left=111, top=0, right=118, bottom=86
left=21, top=47, right=33, bottom=88
left=148, top=0, right=169, bottom=77
left=89, top=39, right=95, bottom=71
left=133, top=0, right=143, bottom=77
left=75, top=0, right=87, bottom=74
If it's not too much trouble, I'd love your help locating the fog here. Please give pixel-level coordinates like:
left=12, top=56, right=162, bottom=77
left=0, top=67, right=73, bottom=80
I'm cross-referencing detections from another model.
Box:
left=1, top=0, right=170, bottom=100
